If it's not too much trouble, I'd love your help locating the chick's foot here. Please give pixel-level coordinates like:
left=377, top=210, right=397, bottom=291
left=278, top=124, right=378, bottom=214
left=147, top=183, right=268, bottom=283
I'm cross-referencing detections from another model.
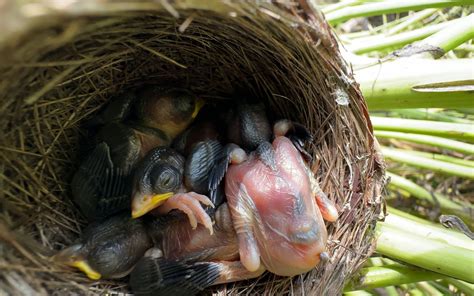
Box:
left=157, top=192, right=214, bottom=234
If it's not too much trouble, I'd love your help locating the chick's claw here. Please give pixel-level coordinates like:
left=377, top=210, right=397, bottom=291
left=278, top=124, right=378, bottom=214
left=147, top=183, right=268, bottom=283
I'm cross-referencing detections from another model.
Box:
left=157, top=192, right=215, bottom=235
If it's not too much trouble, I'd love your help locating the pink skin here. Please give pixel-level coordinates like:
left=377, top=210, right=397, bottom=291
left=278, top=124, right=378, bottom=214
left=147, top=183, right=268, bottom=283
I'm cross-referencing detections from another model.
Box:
left=158, top=203, right=239, bottom=263
left=156, top=192, right=214, bottom=235
left=225, top=136, right=337, bottom=276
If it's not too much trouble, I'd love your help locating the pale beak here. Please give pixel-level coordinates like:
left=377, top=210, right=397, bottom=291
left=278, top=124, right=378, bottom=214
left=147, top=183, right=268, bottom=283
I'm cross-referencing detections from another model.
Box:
left=131, top=192, right=174, bottom=219
left=53, top=245, right=101, bottom=280
left=192, top=98, right=206, bottom=119
left=70, top=260, right=102, bottom=280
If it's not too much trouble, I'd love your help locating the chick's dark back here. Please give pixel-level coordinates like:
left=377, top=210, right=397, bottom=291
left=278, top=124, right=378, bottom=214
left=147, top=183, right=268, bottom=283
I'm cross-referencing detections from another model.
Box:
left=82, top=213, right=152, bottom=278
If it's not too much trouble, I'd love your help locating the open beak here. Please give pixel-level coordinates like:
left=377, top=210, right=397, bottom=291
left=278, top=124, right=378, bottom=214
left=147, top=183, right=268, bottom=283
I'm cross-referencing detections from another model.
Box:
left=70, top=260, right=102, bottom=280
left=192, top=98, right=206, bottom=119
left=131, top=192, right=174, bottom=219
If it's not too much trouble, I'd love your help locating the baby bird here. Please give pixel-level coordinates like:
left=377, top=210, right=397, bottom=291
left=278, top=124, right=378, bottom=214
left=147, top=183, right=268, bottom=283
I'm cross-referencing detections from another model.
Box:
left=224, top=103, right=272, bottom=151
left=130, top=203, right=263, bottom=296
left=128, top=122, right=338, bottom=296
left=133, top=87, right=205, bottom=141
left=209, top=120, right=338, bottom=275
left=72, top=86, right=204, bottom=221
left=71, top=143, right=132, bottom=221
left=130, top=145, right=221, bottom=234
left=93, top=86, right=204, bottom=171
left=53, top=213, right=152, bottom=280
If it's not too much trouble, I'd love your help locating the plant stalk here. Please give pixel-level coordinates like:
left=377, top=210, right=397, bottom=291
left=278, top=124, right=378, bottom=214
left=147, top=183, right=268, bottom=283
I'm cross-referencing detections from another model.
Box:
left=408, top=288, right=424, bottom=296
left=387, top=9, right=438, bottom=35
left=321, top=0, right=363, bottom=14
left=414, top=14, right=474, bottom=58
left=345, top=263, right=446, bottom=291
left=355, top=59, right=474, bottom=110
left=443, top=278, right=474, bottom=294
left=386, top=207, right=473, bottom=250
left=386, top=172, right=472, bottom=223
left=382, top=147, right=474, bottom=179
left=374, top=130, right=474, bottom=154
left=348, top=19, right=456, bottom=54
left=405, top=150, right=474, bottom=168
left=370, top=117, right=474, bottom=141
left=416, top=282, right=444, bottom=296
left=344, top=290, right=374, bottom=296
left=370, top=109, right=471, bottom=123
left=325, top=0, right=473, bottom=24
left=376, top=220, right=474, bottom=282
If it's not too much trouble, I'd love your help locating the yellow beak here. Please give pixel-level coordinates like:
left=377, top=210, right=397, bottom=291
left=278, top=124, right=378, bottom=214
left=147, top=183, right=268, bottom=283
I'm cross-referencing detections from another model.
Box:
left=192, top=98, right=206, bottom=119
left=131, top=192, right=174, bottom=219
left=70, top=260, right=101, bottom=280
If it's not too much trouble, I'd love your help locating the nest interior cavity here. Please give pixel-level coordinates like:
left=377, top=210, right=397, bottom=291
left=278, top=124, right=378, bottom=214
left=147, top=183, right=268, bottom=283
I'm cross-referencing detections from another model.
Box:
left=0, top=2, right=384, bottom=295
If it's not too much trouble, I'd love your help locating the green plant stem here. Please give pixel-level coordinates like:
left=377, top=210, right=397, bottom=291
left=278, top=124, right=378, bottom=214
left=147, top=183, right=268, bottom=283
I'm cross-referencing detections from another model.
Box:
left=416, top=282, right=444, bottom=296
left=455, top=43, right=474, bottom=52
left=367, top=257, right=385, bottom=267
left=382, top=147, right=474, bottom=179
left=325, top=0, right=472, bottom=24
left=321, top=0, right=363, bottom=14
left=343, top=12, right=410, bottom=39
left=344, top=290, right=374, bottom=296
left=370, top=117, right=474, bottom=141
left=386, top=207, right=473, bottom=250
left=348, top=19, right=455, bottom=54
left=429, top=281, right=456, bottom=295
left=355, top=59, right=474, bottom=110
left=408, top=288, right=424, bottom=296
left=387, top=207, right=433, bottom=225
left=345, top=264, right=446, bottom=291
left=374, top=130, right=474, bottom=154
left=382, top=286, right=399, bottom=296
left=371, top=109, right=471, bottom=123
left=443, top=278, right=474, bottom=294
left=415, top=14, right=474, bottom=58
left=382, top=258, right=397, bottom=265
left=376, top=220, right=474, bottom=282
left=386, top=172, right=472, bottom=222
left=406, top=150, right=474, bottom=168
left=387, top=9, right=439, bottom=35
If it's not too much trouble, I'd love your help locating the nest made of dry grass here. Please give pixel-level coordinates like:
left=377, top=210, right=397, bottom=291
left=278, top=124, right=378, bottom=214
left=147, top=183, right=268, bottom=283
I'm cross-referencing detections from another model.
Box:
left=0, top=1, right=384, bottom=295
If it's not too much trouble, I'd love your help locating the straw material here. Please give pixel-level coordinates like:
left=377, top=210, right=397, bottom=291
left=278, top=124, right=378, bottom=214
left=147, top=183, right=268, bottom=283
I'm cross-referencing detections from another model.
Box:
left=0, top=1, right=384, bottom=295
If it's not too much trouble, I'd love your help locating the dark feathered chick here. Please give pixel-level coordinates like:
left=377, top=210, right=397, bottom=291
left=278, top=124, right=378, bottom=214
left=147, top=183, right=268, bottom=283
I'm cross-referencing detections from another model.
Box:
left=128, top=120, right=337, bottom=296
left=172, top=120, right=220, bottom=157
left=71, top=143, right=132, bottom=221
left=133, top=87, right=205, bottom=141
left=224, top=103, right=272, bottom=151
left=93, top=86, right=204, bottom=171
left=130, top=145, right=221, bottom=234
left=72, top=87, right=205, bottom=221
left=53, top=213, right=152, bottom=280
left=130, top=203, right=264, bottom=296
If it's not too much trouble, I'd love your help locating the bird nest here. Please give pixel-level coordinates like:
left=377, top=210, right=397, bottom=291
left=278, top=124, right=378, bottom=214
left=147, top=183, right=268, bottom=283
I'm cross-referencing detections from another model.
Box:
left=0, top=1, right=384, bottom=295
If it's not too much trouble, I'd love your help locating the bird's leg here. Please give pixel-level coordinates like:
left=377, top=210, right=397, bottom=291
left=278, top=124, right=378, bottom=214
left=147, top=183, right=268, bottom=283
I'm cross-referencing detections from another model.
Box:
left=156, top=191, right=215, bottom=235
left=214, top=260, right=266, bottom=284
left=301, top=161, right=339, bottom=223
left=310, top=176, right=338, bottom=222
left=227, top=184, right=262, bottom=272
